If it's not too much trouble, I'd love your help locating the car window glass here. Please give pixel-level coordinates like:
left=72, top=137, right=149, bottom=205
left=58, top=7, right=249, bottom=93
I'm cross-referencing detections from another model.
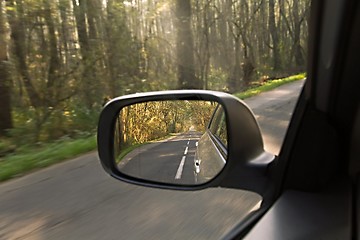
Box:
left=215, top=113, right=228, bottom=148
left=209, top=106, right=228, bottom=148
left=209, top=105, right=222, bottom=133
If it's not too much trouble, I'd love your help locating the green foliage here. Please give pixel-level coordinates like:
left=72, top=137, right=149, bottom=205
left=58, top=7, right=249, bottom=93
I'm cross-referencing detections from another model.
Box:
left=9, top=102, right=100, bottom=145
left=0, top=138, right=14, bottom=155
left=9, top=107, right=40, bottom=144
left=115, top=143, right=146, bottom=164
left=66, top=104, right=101, bottom=136
left=207, top=68, right=229, bottom=91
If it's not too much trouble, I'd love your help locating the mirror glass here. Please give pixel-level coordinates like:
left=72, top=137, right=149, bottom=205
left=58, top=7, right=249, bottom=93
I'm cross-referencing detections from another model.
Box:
left=113, top=100, right=228, bottom=185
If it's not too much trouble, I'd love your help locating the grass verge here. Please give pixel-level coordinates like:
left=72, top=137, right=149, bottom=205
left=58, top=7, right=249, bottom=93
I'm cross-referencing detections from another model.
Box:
left=115, top=143, right=146, bottom=164
left=0, top=136, right=96, bottom=182
left=234, top=73, right=305, bottom=99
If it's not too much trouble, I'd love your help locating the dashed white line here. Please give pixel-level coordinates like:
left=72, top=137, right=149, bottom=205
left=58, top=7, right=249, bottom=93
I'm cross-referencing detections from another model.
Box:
left=175, top=156, right=186, bottom=179
left=184, top=147, right=188, bottom=155
left=187, top=141, right=190, bottom=145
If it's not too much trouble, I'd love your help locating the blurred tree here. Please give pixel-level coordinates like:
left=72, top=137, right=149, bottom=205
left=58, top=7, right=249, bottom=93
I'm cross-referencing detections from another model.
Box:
left=6, top=0, right=42, bottom=107
left=175, top=0, right=201, bottom=89
left=0, top=0, right=13, bottom=136
left=268, top=0, right=281, bottom=71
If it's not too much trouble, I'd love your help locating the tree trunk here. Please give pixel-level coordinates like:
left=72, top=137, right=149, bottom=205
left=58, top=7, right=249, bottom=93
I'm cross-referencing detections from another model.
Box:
left=87, top=0, right=100, bottom=40
left=292, top=0, right=305, bottom=69
left=43, top=0, right=60, bottom=103
left=228, top=36, right=241, bottom=93
left=175, top=0, right=200, bottom=89
left=269, top=0, right=281, bottom=71
left=0, top=0, right=13, bottom=135
left=58, top=0, right=71, bottom=70
left=6, top=0, right=42, bottom=107
left=73, top=0, right=97, bottom=108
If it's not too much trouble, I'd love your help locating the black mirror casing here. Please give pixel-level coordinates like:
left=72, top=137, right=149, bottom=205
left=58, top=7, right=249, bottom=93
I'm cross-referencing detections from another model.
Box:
left=97, top=90, right=274, bottom=193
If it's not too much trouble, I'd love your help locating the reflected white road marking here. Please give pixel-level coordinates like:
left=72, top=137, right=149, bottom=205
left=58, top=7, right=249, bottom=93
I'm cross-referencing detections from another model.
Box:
left=184, top=147, right=188, bottom=155
left=175, top=156, right=186, bottom=179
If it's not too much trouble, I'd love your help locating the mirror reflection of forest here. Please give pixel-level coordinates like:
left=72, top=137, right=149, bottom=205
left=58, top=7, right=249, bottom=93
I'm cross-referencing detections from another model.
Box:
left=114, top=101, right=217, bottom=161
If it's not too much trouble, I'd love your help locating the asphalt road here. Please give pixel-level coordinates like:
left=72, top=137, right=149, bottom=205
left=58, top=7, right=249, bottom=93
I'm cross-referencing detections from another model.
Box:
left=0, top=80, right=304, bottom=240
left=119, top=131, right=202, bottom=185
left=246, top=79, right=305, bottom=154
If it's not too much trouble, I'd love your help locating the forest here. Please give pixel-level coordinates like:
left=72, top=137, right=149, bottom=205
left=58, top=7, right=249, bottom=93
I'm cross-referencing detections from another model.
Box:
left=114, top=100, right=216, bottom=153
left=0, top=0, right=310, bottom=146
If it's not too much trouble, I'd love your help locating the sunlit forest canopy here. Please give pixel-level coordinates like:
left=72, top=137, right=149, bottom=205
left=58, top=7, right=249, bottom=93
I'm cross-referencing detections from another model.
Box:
left=0, top=0, right=309, bottom=144
left=113, top=100, right=217, bottom=164
left=114, top=100, right=217, bottom=150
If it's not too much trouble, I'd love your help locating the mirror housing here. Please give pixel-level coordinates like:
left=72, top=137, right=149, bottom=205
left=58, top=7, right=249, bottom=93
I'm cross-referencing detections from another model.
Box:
left=97, top=90, right=274, bottom=192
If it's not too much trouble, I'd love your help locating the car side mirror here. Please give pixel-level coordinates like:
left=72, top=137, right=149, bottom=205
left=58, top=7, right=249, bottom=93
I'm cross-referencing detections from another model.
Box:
left=97, top=90, right=274, bottom=192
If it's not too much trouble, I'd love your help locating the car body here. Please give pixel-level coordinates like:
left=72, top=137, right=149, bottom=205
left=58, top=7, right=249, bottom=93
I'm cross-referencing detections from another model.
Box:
left=194, top=104, right=227, bottom=183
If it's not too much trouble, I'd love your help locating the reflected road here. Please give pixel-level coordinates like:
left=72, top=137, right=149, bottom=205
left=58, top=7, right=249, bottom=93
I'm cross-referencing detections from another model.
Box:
left=119, top=132, right=202, bottom=184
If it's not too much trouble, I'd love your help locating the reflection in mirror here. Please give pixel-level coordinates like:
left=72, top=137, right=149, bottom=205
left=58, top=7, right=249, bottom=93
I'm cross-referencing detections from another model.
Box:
left=113, top=100, right=227, bottom=185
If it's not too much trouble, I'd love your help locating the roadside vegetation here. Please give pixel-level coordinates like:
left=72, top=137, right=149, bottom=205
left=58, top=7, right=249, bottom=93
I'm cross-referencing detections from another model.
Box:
left=235, top=73, right=306, bottom=99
